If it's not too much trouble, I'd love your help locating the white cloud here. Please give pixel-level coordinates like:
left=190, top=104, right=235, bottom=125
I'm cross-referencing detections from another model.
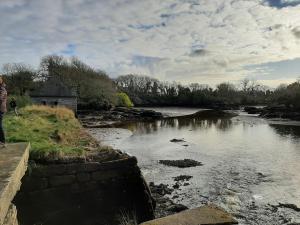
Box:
left=0, top=0, right=300, bottom=87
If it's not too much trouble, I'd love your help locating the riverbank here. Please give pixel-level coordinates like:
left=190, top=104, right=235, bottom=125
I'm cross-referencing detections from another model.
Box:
left=244, top=105, right=300, bottom=121
left=79, top=107, right=237, bottom=128
left=79, top=107, right=163, bottom=128
left=5, top=105, right=105, bottom=161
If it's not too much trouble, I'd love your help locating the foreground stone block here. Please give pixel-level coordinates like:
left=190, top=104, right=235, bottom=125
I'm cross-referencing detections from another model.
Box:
left=0, top=143, right=30, bottom=225
left=140, top=204, right=238, bottom=225
left=3, top=204, right=18, bottom=225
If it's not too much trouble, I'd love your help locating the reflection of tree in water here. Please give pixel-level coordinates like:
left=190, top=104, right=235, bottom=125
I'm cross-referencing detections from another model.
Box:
left=269, top=124, right=300, bottom=139
left=120, top=117, right=233, bottom=134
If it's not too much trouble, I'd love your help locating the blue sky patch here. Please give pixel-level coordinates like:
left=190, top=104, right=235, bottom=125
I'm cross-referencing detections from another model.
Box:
left=61, top=44, right=76, bottom=56
left=246, top=57, right=300, bottom=80
left=264, top=0, right=300, bottom=8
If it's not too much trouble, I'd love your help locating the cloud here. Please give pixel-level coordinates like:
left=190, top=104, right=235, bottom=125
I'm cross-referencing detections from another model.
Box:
left=292, top=26, right=300, bottom=38
left=0, top=0, right=300, bottom=87
left=190, top=49, right=209, bottom=57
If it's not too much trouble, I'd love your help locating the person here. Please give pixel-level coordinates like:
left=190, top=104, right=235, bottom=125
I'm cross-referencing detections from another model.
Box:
left=0, top=75, right=7, bottom=147
left=9, top=97, right=18, bottom=116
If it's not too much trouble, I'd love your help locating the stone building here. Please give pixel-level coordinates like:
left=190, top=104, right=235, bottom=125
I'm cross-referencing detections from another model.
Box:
left=30, top=77, right=77, bottom=112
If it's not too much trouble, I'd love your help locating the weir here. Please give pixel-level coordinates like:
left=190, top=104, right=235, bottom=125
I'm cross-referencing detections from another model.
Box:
left=0, top=143, right=30, bottom=225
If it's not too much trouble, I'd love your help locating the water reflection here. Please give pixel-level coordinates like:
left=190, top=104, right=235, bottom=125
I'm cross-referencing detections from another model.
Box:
left=118, top=117, right=233, bottom=134
left=269, top=124, right=300, bottom=139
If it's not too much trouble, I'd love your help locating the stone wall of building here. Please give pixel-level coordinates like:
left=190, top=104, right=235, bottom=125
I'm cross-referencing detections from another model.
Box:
left=14, top=156, right=155, bottom=225
left=31, top=97, right=77, bottom=112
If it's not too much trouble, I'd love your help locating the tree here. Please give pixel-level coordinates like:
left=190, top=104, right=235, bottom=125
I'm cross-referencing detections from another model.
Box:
left=240, top=78, right=250, bottom=92
left=2, top=63, right=36, bottom=95
left=38, top=55, right=117, bottom=109
left=116, top=92, right=134, bottom=107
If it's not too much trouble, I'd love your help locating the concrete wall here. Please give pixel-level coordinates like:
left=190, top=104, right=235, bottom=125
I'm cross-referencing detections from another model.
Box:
left=14, top=157, right=155, bottom=225
left=3, top=205, right=18, bottom=225
left=0, top=143, right=30, bottom=225
left=31, top=97, right=77, bottom=112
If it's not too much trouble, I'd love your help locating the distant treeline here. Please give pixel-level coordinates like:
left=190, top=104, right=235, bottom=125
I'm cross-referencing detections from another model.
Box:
left=2, top=55, right=300, bottom=110
left=116, top=74, right=300, bottom=109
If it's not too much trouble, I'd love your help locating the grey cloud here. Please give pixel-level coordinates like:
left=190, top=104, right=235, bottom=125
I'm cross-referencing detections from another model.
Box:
left=292, top=27, right=300, bottom=38
left=268, top=24, right=284, bottom=31
left=190, top=49, right=209, bottom=57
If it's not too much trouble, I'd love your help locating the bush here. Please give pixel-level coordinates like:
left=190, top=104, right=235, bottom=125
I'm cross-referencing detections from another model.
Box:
left=116, top=92, right=134, bottom=108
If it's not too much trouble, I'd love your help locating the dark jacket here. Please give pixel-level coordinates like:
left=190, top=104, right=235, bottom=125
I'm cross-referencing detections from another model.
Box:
left=0, top=84, right=7, bottom=113
left=10, top=100, right=17, bottom=108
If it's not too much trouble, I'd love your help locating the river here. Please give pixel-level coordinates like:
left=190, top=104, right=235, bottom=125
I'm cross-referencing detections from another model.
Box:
left=88, top=107, right=300, bottom=225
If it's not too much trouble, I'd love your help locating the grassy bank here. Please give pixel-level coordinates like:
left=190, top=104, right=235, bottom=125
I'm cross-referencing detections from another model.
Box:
left=4, top=105, right=102, bottom=160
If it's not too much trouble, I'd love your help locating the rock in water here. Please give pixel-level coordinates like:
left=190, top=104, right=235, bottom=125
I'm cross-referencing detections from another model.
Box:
left=159, top=159, right=203, bottom=168
left=166, top=204, right=188, bottom=213
left=170, top=138, right=185, bottom=143
left=173, top=175, right=193, bottom=182
left=149, top=182, right=173, bottom=196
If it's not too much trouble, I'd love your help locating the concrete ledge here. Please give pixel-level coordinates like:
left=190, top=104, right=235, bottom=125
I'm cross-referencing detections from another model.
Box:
left=140, top=204, right=238, bottom=225
left=3, top=204, right=18, bottom=225
left=0, top=143, right=30, bottom=225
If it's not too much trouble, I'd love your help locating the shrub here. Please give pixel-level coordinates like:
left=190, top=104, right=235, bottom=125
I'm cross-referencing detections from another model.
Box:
left=116, top=92, right=134, bottom=108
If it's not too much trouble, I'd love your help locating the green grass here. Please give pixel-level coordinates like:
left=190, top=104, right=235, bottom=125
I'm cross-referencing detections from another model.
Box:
left=4, top=105, right=97, bottom=160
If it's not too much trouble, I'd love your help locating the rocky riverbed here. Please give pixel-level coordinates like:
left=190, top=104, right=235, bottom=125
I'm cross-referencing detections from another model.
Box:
left=244, top=105, right=300, bottom=121
left=78, top=107, right=163, bottom=128
left=85, top=107, right=300, bottom=225
left=81, top=108, right=241, bottom=220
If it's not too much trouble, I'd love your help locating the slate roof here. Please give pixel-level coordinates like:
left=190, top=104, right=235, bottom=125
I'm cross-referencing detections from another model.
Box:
left=31, top=77, right=77, bottom=97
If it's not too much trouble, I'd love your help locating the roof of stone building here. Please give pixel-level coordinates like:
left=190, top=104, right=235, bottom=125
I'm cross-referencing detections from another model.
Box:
left=30, top=77, right=77, bottom=97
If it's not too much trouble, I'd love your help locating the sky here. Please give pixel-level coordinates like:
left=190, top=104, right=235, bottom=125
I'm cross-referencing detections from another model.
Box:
left=1, top=0, right=300, bottom=87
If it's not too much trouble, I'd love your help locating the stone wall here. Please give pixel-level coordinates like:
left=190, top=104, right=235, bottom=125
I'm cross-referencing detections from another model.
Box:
left=14, top=156, right=155, bottom=225
left=31, top=97, right=77, bottom=112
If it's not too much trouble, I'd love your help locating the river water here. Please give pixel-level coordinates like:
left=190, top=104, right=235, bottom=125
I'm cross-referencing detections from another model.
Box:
left=88, top=108, right=300, bottom=225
